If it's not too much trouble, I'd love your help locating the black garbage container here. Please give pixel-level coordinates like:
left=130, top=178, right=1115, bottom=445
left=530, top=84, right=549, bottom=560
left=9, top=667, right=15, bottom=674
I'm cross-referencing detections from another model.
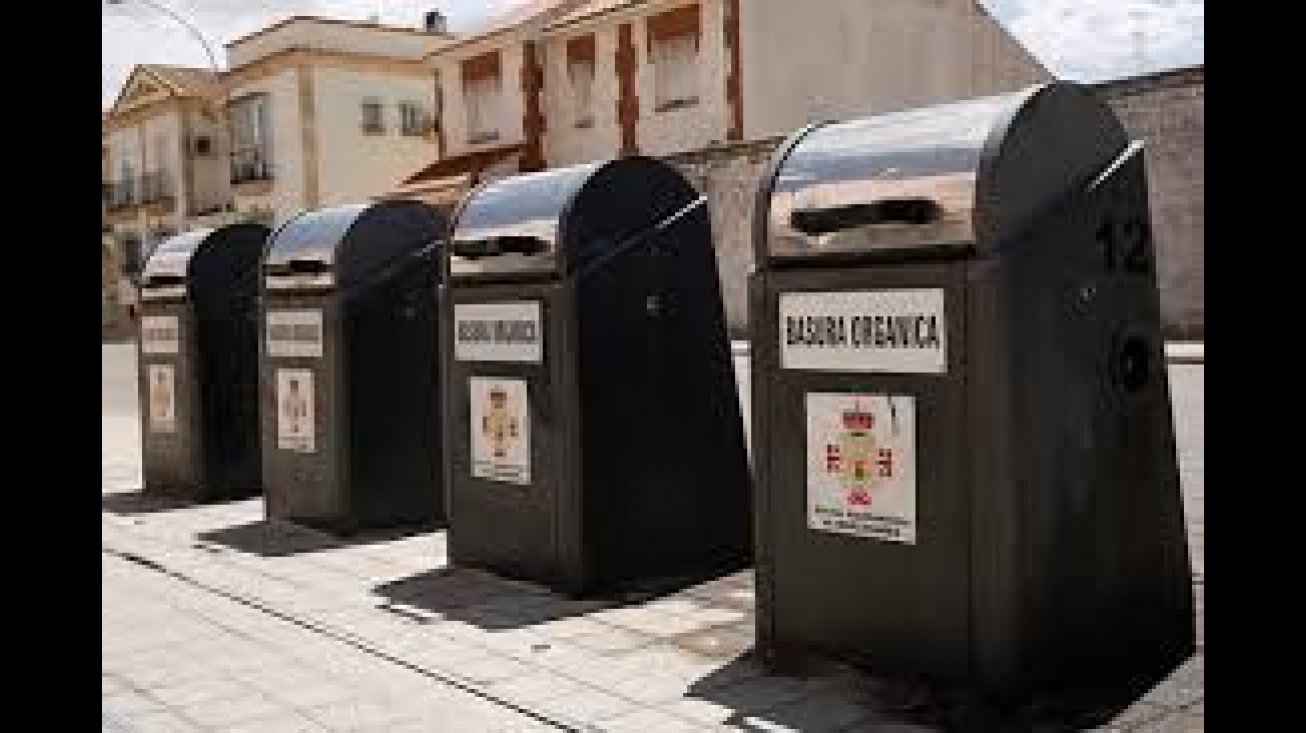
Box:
left=137, top=223, right=270, bottom=501
left=749, top=82, right=1194, bottom=698
left=441, top=157, right=752, bottom=596
left=259, top=200, right=447, bottom=533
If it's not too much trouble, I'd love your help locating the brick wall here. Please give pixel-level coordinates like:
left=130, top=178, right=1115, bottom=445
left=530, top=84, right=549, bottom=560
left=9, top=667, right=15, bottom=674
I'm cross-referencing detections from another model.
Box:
left=1096, top=66, right=1204, bottom=339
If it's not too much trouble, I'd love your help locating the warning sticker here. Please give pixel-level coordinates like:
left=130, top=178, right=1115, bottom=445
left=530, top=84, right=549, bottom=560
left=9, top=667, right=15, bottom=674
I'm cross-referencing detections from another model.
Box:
left=276, top=368, right=316, bottom=453
left=146, top=364, right=176, bottom=433
left=806, top=392, right=917, bottom=543
left=469, top=377, right=530, bottom=485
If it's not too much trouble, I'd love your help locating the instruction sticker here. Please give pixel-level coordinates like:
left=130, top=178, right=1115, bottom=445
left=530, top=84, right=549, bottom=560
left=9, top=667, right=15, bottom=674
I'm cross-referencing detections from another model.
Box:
left=806, top=392, right=917, bottom=543
left=146, top=364, right=177, bottom=433
left=454, top=302, right=543, bottom=363
left=780, top=289, right=946, bottom=374
left=276, top=368, right=316, bottom=453
left=469, top=377, right=530, bottom=484
left=267, top=310, right=324, bottom=358
left=141, top=315, right=179, bottom=355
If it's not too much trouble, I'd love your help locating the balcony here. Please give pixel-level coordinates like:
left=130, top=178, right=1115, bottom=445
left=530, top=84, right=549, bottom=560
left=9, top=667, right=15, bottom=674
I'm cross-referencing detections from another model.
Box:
left=231, top=150, right=274, bottom=187
left=138, top=172, right=173, bottom=206
left=103, top=180, right=135, bottom=212
left=102, top=172, right=174, bottom=215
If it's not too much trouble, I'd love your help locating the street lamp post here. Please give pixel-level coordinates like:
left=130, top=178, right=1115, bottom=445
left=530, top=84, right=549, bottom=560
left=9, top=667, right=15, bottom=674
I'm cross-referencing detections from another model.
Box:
left=104, top=0, right=221, bottom=71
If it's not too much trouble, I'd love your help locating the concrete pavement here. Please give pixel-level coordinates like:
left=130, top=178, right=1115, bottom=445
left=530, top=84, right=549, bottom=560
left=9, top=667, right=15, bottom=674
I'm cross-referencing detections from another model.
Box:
left=103, top=343, right=1203, bottom=732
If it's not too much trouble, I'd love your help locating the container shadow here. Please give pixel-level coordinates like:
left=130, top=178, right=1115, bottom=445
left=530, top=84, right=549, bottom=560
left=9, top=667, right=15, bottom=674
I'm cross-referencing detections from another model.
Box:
left=100, top=488, right=255, bottom=516
left=685, top=651, right=1150, bottom=732
left=371, top=567, right=700, bottom=631
left=197, top=518, right=435, bottom=558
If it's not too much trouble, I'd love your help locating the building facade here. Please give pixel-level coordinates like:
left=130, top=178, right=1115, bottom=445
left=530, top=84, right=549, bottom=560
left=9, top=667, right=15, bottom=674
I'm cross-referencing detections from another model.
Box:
left=102, top=65, right=229, bottom=281
left=223, top=16, right=449, bottom=225
left=102, top=16, right=453, bottom=335
left=396, top=0, right=1051, bottom=330
left=396, top=0, right=1050, bottom=202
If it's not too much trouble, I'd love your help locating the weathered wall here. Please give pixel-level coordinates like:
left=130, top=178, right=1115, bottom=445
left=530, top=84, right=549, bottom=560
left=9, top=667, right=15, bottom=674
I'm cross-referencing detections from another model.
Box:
left=738, top=0, right=1049, bottom=141
left=1096, top=66, right=1204, bottom=339
left=667, top=138, right=777, bottom=337
left=669, top=67, right=1204, bottom=339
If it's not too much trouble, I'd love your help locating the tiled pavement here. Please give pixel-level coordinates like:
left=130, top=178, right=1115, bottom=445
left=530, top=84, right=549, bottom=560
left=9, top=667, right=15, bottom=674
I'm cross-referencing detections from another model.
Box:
left=103, top=344, right=1203, bottom=732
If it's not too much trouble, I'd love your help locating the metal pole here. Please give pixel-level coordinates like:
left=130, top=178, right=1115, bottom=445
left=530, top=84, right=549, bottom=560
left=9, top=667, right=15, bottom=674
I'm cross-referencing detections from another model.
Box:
left=105, top=0, right=221, bottom=70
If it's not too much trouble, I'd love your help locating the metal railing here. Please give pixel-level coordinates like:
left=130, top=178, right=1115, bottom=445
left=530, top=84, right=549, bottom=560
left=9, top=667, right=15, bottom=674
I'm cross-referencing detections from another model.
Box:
left=103, top=172, right=173, bottom=211
left=231, top=150, right=273, bottom=184
left=138, top=172, right=172, bottom=204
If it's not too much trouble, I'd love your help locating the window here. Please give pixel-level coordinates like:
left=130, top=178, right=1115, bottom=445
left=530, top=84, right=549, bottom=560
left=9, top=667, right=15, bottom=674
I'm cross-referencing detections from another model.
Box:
left=192, top=135, right=213, bottom=156
left=647, top=5, right=701, bottom=111
left=362, top=98, right=385, bottom=135
left=229, top=94, right=272, bottom=183
left=462, top=52, right=503, bottom=144
left=399, top=102, right=429, bottom=136
left=566, top=35, right=596, bottom=128
left=651, top=35, right=699, bottom=110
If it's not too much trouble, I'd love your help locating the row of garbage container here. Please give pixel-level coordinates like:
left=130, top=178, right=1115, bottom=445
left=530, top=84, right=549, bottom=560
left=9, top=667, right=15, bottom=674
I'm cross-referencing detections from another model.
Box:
left=133, top=83, right=1194, bottom=700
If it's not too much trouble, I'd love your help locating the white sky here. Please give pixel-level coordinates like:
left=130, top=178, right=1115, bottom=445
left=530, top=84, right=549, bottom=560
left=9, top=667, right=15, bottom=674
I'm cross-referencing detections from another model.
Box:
left=101, top=0, right=1204, bottom=110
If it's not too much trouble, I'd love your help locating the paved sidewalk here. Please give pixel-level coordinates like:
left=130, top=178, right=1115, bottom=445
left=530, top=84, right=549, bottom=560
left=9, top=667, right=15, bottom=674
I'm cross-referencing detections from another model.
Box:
left=103, top=551, right=551, bottom=732
left=103, top=344, right=1203, bottom=731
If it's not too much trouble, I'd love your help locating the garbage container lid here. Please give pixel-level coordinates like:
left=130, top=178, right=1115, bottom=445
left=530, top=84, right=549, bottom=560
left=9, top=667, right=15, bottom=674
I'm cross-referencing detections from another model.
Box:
left=759, top=82, right=1130, bottom=261
left=263, top=203, right=369, bottom=288
left=141, top=228, right=215, bottom=286
left=448, top=163, right=601, bottom=278
left=449, top=157, right=702, bottom=280
left=264, top=200, right=446, bottom=291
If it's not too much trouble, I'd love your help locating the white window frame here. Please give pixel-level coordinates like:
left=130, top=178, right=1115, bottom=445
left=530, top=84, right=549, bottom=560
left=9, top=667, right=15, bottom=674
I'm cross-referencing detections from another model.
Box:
left=465, top=74, right=503, bottom=144
left=650, top=33, right=700, bottom=111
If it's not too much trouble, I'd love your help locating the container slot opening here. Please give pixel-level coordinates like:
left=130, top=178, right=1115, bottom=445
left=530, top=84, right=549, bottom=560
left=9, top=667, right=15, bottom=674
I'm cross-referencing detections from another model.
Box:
left=451, top=235, right=548, bottom=260
left=791, top=198, right=941, bottom=235
left=141, top=274, right=185, bottom=289
left=265, top=258, right=331, bottom=276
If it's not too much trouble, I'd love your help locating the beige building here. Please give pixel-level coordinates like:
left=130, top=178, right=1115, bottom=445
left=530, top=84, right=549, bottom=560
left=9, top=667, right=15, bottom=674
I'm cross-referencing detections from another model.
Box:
left=222, top=16, right=451, bottom=226
left=102, top=15, right=455, bottom=335
left=396, top=0, right=1050, bottom=200
left=102, top=64, right=229, bottom=277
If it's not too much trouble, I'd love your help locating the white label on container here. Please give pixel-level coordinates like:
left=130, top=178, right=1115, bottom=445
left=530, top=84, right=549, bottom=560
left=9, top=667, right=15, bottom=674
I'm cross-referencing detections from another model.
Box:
left=146, top=364, right=177, bottom=433
left=780, top=289, right=946, bottom=373
left=141, top=315, right=179, bottom=355
left=266, top=310, right=324, bottom=358
left=469, top=377, right=531, bottom=485
left=806, top=392, right=917, bottom=544
left=454, top=302, right=543, bottom=363
left=276, top=368, right=316, bottom=453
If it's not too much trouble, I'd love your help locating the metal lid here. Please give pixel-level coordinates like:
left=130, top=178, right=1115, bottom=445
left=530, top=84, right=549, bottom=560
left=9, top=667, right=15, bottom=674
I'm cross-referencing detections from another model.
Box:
left=263, top=203, right=370, bottom=289
left=140, top=228, right=215, bottom=287
left=447, top=163, right=601, bottom=278
left=263, top=200, right=447, bottom=292
left=759, top=82, right=1130, bottom=261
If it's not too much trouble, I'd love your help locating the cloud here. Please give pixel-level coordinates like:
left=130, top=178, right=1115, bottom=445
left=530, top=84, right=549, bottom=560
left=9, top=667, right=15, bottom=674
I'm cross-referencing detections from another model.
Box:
left=988, top=0, right=1204, bottom=81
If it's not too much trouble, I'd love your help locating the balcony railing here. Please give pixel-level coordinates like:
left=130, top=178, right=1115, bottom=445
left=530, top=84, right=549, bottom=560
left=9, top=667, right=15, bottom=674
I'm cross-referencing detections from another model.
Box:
left=138, top=172, right=173, bottom=205
left=103, top=172, right=173, bottom=211
left=231, top=150, right=274, bottom=185
left=104, top=180, right=135, bottom=212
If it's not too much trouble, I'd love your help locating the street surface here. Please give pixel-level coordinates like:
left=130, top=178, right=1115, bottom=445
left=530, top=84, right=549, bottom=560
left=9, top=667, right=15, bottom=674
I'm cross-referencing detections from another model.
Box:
left=103, top=343, right=1203, bottom=732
